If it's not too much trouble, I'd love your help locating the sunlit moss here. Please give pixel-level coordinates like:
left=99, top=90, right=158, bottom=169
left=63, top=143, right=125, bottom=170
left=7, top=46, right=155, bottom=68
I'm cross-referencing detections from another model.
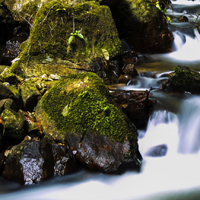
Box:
left=41, top=72, right=136, bottom=143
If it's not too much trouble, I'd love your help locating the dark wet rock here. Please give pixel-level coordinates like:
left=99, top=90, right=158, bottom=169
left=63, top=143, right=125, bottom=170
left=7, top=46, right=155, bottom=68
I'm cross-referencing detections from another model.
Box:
left=0, top=98, right=16, bottom=114
left=122, top=64, right=139, bottom=77
left=145, top=144, right=168, bottom=157
left=118, top=74, right=131, bottom=84
left=9, top=1, right=121, bottom=84
left=162, top=66, right=200, bottom=94
left=20, top=80, right=41, bottom=111
left=1, top=108, right=27, bottom=140
left=104, top=0, right=173, bottom=53
left=2, top=140, right=76, bottom=184
left=74, top=131, right=141, bottom=173
left=178, top=15, right=189, bottom=22
left=35, top=72, right=142, bottom=174
left=51, top=143, right=76, bottom=176
left=89, top=57, right=120, bottom=84
left=122, top=51, right=138, bottom=65
left=111, top=90, right=155, bottom=129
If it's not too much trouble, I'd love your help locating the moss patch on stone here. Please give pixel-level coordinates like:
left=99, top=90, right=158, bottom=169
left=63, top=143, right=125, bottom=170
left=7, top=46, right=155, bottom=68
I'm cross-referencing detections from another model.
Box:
left=169, top=66, right=200, bottom=91
left=40, top=72, right=135, bottom=143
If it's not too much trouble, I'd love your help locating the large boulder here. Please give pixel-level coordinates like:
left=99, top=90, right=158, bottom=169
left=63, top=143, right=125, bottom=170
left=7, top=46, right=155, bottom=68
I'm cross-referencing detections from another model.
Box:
left=9, top=1, right=121, bottom=84
left=162, top=66, right=200, bottom=94
left=35, top=72, right=142, bottom=174
left=2, top=140, right=77, bottom=184
left=100, top=0, right=173, bottom=53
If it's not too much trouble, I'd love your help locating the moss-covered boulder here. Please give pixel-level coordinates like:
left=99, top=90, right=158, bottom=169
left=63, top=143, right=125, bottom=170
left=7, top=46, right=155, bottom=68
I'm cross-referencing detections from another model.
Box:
left=162, top=66, right=200, bottom=94
left=9, top=1, right=121, bottom=84
left=35, top=72, right=142, bottom=173
left=2, top=140, right=77, bottom=184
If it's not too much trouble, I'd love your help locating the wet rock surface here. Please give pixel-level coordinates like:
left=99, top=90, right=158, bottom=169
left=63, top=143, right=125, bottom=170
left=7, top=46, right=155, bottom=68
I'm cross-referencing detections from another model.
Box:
left=111, top=90, right=155, bottom=129
left=2, top=140, right=77, bottom=184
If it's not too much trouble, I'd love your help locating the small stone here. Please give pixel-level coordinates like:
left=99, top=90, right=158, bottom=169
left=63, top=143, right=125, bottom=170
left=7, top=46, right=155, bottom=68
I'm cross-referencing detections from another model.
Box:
left=145, top=144, right=168, bottom=157
left=118, top=74, right=131, bottom=84
left=49, top=74, right=61, bottom=80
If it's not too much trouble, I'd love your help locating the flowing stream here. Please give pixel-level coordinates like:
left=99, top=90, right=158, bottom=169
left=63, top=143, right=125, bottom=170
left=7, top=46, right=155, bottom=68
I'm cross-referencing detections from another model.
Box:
left=1, top=1, right=200, bottom=199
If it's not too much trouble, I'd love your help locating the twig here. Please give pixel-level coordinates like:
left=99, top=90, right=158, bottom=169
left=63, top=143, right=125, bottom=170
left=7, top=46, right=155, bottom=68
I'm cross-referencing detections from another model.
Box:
left=40, top=4, right=58, bottom=24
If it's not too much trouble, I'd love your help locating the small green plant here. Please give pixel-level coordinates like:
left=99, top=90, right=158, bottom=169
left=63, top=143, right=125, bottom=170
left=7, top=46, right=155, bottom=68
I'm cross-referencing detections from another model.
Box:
left=68, top=30, right=86, bottom=45
left=155, top=1, right=171, bottom=23
left=156, top=1, right=167, bottom=13
left=67, top=30, right=87, bottom=53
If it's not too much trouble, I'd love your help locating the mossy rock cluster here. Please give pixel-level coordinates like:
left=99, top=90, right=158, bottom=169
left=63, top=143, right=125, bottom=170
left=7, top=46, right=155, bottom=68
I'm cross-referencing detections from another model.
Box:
left=9, top=1, right=121, bottom=80
left=163, top=65, right=200, bottom=94
left=35, top=72, right=141, bottom=173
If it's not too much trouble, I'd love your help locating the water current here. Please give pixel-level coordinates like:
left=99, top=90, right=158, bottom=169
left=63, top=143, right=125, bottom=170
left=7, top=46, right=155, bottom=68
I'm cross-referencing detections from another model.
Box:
left=1, top=1, right=200, bottom=199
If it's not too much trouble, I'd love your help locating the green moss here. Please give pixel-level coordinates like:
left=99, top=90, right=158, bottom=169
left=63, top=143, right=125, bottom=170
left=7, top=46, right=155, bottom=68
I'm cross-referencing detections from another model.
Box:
left=9, top=0, right=121, bottom=77
left=41, top=72, right=134, bottom=143
left=170, top=66, right=200, bottom=89
left=6, top=85, right=20, bottom=99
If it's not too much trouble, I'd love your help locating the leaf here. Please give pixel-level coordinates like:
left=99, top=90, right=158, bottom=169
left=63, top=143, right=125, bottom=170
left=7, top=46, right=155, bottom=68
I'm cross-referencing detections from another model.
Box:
left=156, top=1, right=161, bottom=10
left=56, top=8, right=66, bottom=12
left=167, top=16, right=172, bottom=23
left=68, top=35, right=74, bottom=45
left=77, top=33, right=85, bottom=40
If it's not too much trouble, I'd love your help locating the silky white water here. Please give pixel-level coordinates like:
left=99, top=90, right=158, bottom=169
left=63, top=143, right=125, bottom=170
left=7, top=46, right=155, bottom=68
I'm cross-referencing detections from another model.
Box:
left=1, top=1, right=200, bottom=200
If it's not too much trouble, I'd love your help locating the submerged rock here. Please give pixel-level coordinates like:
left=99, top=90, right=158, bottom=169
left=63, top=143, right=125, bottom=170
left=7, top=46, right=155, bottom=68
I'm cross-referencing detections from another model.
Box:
left=162, top=65, right=200, bottom=94
left=2, top=140, right=76, bottom=184
left=145, top=144, right=168, bottom=157
left=35, top=72, right=142, bottom=174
